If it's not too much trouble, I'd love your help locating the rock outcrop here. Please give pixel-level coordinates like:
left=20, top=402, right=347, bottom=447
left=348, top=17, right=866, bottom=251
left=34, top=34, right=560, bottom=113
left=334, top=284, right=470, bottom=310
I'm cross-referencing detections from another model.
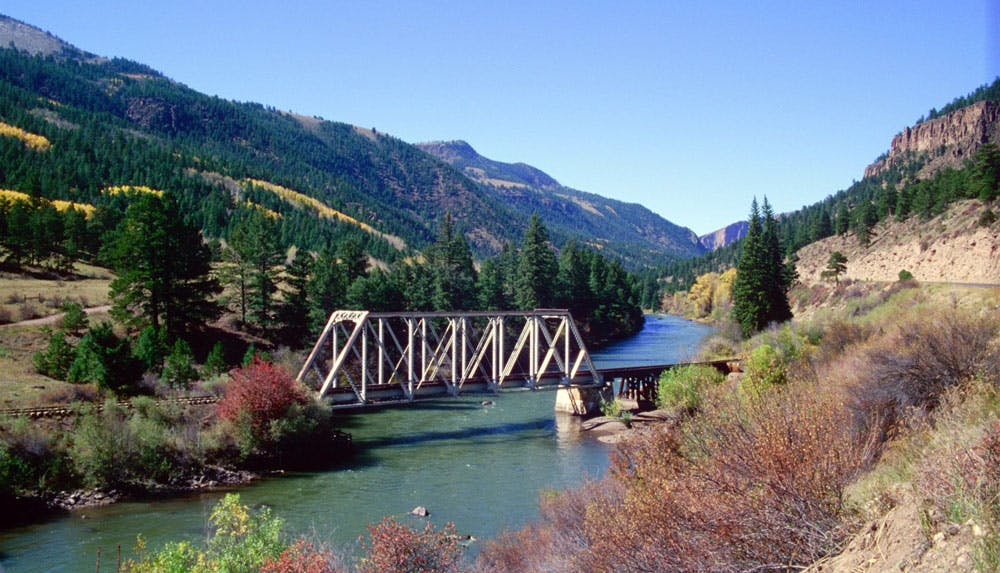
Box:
left=699, top=221, right=748, bottom=251
left=864, top=100, right=1000, bottom=180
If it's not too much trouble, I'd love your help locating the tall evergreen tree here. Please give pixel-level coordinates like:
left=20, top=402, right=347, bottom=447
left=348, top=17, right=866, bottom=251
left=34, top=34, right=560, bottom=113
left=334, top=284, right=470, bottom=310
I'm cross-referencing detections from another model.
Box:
left=761, top=198, right=793, bottom=325
left=972, top=142, right=1000, bottom=200
left=731, top=197, right=792, bottom=337
left=103, top=193, right=221, bottom=336
left=229, top=213, right=283, bottom=328
left=428, top=213, right=477, bottom=311
left=306, top=248, right=348, bottom=333
left=514, top=214, right=559, bottom=310
left=279, top=247, right=313, bottom=341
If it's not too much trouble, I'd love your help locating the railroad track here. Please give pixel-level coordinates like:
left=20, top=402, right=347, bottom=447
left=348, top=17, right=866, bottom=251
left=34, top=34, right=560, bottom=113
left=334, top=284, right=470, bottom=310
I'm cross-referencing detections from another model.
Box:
left=0, top=395, right=220, bottom=419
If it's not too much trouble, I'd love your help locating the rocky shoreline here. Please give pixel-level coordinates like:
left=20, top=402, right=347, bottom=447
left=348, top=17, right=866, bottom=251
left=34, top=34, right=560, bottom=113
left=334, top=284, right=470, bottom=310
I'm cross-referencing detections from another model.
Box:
left=581, top=408, right=678, bottom=444
left=0, top=465, right=262, bottom=529
left=50, top=465, right=261, bottom=511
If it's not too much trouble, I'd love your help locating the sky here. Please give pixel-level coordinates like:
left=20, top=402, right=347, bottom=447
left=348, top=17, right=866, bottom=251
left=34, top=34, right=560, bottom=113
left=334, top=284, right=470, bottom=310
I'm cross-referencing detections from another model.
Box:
left=2, top=1, right=998, bottom=235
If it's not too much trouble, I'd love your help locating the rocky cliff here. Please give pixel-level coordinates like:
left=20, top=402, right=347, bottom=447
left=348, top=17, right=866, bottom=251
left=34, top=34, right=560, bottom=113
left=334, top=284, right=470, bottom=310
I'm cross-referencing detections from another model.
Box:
left=699, top=221, right=748, bottom=251
left=864, top=100, right=1000, bottom=180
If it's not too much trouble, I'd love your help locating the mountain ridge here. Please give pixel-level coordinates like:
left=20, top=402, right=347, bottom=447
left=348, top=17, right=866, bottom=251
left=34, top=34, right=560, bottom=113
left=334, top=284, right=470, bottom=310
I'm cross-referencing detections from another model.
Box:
left=0, top=14, right=704, bottom=268
left=416, top=140, right=706, bottom=266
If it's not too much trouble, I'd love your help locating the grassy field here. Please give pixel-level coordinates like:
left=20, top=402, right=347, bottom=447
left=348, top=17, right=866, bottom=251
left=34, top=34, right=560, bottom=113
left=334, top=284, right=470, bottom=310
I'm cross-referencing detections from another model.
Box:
left=0, top=264, right=113, bottom=407
left=0, top=263, right=112, bottom=324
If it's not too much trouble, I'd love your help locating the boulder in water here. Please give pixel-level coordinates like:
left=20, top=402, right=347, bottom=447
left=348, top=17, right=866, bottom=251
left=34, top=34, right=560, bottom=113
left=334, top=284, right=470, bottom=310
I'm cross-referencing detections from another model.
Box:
left=410, top=506, right=429, bottom=517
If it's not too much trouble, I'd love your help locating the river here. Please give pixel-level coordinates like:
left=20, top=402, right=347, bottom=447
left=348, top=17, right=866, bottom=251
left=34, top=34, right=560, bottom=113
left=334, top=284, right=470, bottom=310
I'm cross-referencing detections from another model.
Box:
left=0, top=314, right=711, bottom=571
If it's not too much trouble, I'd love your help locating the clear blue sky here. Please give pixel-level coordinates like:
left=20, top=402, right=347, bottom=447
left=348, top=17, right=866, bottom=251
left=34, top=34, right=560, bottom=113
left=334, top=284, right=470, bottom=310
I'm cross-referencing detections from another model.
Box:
left=3, top=1, right=998, bottom=235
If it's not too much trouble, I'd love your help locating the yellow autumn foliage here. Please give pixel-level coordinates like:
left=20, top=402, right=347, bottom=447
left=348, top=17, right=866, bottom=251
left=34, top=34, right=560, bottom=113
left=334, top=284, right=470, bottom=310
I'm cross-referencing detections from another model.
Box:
left=245, top=178, right=406, bottom=249
left=101, top=185, right=163, bottom=197
left=242, top=200, right=281, bottom=220
left=686, top=268, right=738, bottom=319
left=0, top=189, right=95, bottom=217
left=0, top=122, right=51, bottom=150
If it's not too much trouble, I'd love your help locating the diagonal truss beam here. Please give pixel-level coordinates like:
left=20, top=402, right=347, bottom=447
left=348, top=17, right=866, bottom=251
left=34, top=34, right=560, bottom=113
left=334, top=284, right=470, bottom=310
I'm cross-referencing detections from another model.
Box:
left=296, top=309, right=602, bottom=405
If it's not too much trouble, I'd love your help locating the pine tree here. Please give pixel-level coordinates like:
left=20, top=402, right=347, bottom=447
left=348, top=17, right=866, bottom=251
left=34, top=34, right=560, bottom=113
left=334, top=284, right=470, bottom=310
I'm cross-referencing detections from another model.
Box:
left=761, top=198, right=793, bottom=325
left=515, top=214, right=558, bottom=310
left=229, top=213, right=282, bottom=328
left=306, top=249, right=348, bottom=332
left=972, top=142, right=1000, bottom=200
left=279, top=247, right=312, bottom=340
left=103, top=193, right=221, bottom=337
left=731, top=197, right=792, bottom=337
left=428, top=213, right=477, bottom=311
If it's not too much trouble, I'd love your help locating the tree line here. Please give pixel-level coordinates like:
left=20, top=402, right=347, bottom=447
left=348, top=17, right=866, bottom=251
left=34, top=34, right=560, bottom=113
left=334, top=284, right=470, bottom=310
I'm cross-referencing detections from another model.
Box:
left=17, top=188, right=643, bottom=394
left=660, top=141, right=1000, bottom=296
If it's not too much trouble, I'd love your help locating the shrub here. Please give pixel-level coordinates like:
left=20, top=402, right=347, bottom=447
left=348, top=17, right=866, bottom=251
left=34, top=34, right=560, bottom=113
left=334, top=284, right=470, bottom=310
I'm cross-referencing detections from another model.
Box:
left=58, top=301, right=88, bottom=334
left=979, top=208, right=997, bottom=227
left=357, top=517, right=462, bottom=573
left=216, top=359, right=309, bottom=460
left=69, top=399, right=185, bottom=487
left=0, top=416, right=68, bottom=493
left=162, top=338, right=199, bottom=388
left=132, top=326, right=168, bottom=373
left=260, top=541, right=345, bottom=573
left=67, top=322, right=143, bottom=395
left=898, top=269, right=914, bottom=281
left=657, top=364, right=724, bottom=413
left=125, top=493, right=286, bottom=572
left=589, top=380, right=877, bottom=572
left=203, top=341, right=227, bottom=377
left=599, top=397, right=626, bottom=418
left=33, top=329, right=75, bottom=380
left=739, top=343, right=786, bottom=398
left=860, top=310, right=999, bottom=416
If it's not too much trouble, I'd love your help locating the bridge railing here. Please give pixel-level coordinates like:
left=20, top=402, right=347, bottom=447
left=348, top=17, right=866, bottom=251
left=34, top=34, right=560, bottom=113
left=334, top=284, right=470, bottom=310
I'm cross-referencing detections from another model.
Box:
left=297, top=309, right=602, bottom=405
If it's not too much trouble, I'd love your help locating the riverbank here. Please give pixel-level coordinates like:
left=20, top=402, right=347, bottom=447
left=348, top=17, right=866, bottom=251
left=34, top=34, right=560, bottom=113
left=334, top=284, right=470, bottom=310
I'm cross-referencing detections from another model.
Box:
left=472, top=283, right=1000, bottom=572
left=0, top=315, right=714, bottom=572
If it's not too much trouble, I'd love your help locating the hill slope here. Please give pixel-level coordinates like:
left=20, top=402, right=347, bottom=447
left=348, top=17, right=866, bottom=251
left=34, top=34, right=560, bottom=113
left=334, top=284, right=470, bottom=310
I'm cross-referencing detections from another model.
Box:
left=795, top=199, right=1000, bottom=285
left=417, top=140, right=705, bottom=266
left=0, top=15, right=704, bottom=267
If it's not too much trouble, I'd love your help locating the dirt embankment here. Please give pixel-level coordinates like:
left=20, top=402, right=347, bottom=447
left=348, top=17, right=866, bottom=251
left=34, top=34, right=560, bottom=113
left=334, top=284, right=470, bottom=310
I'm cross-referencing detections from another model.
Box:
left=796, top=200, right=1000, bottom=286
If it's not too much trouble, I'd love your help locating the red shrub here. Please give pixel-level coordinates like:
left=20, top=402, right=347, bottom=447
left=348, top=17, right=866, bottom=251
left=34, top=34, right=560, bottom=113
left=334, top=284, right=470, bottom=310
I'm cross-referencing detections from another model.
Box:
left=358, top=517, right=462, bottom=573
left=260, top=540, right=345, bottom=573
left=216, top=359, right=307, bottom=435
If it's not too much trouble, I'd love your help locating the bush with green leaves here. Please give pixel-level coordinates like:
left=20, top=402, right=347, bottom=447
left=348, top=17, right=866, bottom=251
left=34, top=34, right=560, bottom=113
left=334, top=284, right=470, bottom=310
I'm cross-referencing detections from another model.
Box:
left=898, top=269, right=914, bottom=281
left=162, top=338, right=199, bottom=388
left=69, top=398, right=185, bottom=487
left=979, top=208, right=997, bottom=227
left=67, top=322, right=143, bottom=395
left=204, top=341, right=228, bottom=377
left=739, top=343, right=787, bottom=399
left=125, top=493, right=286, bottom=572
left=657, top=364, right=724, bottom=413
left=33, top=329, right=75, bottom=380
left=59, top=301, right=89, bottom=334
left=0, top=417, right=69, bottom=494
left=132, top=325, right=169, bottom=373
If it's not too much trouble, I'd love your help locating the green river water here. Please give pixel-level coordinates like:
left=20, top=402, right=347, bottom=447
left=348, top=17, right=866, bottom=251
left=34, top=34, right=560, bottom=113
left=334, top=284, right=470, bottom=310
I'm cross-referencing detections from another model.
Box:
left=0, top=314, right=711, bottom=571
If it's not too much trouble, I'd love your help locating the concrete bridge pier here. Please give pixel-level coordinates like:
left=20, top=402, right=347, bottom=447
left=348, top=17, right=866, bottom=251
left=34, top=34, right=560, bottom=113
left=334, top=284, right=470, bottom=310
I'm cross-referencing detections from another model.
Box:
left=554, top=384, right=614, bottom=416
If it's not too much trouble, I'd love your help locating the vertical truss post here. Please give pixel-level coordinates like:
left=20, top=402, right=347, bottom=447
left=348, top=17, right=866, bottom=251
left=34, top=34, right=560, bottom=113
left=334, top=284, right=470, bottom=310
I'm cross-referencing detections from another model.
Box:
left=377, top=318, right=384, bottom=386
left=407, top=317, right=415, bottom=399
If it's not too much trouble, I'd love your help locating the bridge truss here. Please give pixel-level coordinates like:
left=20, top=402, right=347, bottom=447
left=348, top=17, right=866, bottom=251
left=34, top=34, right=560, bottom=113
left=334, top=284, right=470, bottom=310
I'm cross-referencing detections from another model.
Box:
left=297, top=309, right=602, bottom=407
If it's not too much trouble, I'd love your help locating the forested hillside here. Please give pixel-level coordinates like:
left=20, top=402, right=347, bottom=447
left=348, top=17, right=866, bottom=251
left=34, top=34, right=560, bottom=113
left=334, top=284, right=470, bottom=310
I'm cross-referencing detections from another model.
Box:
left=0, top=15, right=706, bottom=269
left=418, top=140, right=705, bottom=267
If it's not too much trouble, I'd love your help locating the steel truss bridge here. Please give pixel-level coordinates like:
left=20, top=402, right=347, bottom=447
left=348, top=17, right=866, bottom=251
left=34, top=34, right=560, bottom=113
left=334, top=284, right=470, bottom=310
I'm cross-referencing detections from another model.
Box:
left=297, top=309, right=740, bottom=410
left=297, top=309, right=603, bottom=408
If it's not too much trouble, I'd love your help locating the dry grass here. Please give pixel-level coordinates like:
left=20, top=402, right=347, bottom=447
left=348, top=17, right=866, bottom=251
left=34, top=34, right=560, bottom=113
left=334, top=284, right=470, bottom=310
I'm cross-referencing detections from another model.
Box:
left=0, top=263, right=112, bottom=324
left=475, top=283, right=1000, bottom=572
